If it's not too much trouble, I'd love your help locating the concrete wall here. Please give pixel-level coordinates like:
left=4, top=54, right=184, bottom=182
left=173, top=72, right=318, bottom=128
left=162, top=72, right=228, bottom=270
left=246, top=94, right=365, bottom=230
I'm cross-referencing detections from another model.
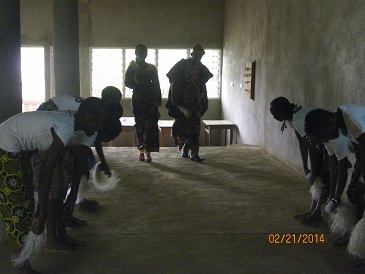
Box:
left=222, top=0, right=365, bottom=171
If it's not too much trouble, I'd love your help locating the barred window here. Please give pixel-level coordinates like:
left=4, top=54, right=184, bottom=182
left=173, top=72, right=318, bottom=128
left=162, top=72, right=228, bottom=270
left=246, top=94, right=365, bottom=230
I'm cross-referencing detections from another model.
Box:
left=91, top=48, right=221, bottom=99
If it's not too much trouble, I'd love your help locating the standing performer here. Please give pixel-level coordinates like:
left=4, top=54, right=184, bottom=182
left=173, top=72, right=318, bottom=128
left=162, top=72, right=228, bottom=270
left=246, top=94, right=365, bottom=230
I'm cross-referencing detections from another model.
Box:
left=166, top=43, right=213, bottom=162
left=125, top=44, right=162, bottom=162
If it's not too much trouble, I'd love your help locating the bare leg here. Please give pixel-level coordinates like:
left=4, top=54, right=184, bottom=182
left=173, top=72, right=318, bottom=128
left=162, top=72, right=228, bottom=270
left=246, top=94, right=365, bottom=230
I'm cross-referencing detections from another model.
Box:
left=45, top=199, right=74, bottom=252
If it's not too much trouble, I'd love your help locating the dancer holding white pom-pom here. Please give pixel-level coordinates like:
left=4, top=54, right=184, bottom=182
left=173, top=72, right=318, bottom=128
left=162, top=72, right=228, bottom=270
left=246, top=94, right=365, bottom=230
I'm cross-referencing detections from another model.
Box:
left=269, top=97, right=330, bottom=225
left=0, top=97, right=108, bottom=273
left=305, top=104, right=365, bottom=272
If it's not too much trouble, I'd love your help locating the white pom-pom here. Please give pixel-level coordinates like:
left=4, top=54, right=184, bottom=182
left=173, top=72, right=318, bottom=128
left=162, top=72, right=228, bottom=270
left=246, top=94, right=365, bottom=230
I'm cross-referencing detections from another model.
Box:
left=329, top=203, right=358, bottom=236
left=11, top=231, right=46, bottom=267
left=90, top=162, right=120, bottom=192
left=348, top=217, right=365, bottom=258
left=309, top=178, right=323, bottom=201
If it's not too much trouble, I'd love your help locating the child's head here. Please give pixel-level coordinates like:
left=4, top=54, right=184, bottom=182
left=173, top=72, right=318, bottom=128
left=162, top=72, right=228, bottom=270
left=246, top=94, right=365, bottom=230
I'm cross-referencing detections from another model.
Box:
left=304, top=109, right=339, bottom=142
left=269, top=97, right=297, bottom=121
left=135, top=44, right=147, bottom=61
left=101, top=86, right=122, bottom=104
left=75, top=97, right=108, bottom=136
left=95, top=101, right=123, bottom=142
left=96, top=119, right=122, bottom=143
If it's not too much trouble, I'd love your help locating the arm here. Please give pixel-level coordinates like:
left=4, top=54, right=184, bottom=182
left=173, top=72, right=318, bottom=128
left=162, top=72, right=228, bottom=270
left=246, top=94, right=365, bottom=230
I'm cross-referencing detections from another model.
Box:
left=63, top=145, right=91, bottom=217
left=32, top=128, right=64, bottom=234
left=124, top=62, right=140, bottom=89
left=295, top=130, right=310, bottom=176
left=94, top=139, right=111, bottom=176
left=152, top=67, right=162, bottom=106
left=354, top=133, right=365, bottom=182
left=334, top=157, right=350, bottom=201
left=329, top=155, right=338, bottom=200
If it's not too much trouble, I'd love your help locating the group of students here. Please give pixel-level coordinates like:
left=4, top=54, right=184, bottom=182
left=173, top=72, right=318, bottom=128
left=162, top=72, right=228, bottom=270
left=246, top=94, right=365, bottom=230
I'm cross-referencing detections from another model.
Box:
left=0, top=87, right=123, bottom=273
left=125, top=43, right=213, bottom=163
left=0, top=42, right=213, bottom=273
left=270, top=97, right=365, bottom=270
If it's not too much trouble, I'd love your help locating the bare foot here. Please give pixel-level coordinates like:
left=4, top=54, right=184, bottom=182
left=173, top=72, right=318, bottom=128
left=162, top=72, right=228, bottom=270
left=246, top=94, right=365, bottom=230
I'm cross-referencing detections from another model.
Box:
left=63, top=235, right=87, bottom=247
left=293, top=212, right=311, bottom=220
left=45, top=241, right=76, bottom=252
left=64, top=216, right=88, bottom=230
left=17, top=261, right=42, bottom=274
left=300, top=214, right=322, bottom=225
left=348, top=262, right=365, bottom=272
left=330, top=234, right=350, bottom=247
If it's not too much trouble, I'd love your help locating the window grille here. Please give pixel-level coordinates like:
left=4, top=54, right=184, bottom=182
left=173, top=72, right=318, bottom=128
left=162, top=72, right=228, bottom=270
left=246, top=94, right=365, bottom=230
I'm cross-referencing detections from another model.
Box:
left=91, top=48, right=221, bottom=99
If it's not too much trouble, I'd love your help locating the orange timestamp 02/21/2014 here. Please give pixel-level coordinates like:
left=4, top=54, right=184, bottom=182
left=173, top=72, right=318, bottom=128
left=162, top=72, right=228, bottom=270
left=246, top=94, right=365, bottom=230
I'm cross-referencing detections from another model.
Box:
left=268, top=233, right=325, bottom=244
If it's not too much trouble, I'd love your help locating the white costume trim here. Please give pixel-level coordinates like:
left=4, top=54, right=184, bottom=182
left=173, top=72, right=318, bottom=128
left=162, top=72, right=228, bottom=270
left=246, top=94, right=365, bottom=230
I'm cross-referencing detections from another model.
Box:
left=309, top=178, right=323, bottom=201
left=11, top=231, right=46, bottom=267
left=348, top=215, right=365, bottom=258
left=89, top=162, right=120, bottom=192
left=329, top=203, right=358, bottom=236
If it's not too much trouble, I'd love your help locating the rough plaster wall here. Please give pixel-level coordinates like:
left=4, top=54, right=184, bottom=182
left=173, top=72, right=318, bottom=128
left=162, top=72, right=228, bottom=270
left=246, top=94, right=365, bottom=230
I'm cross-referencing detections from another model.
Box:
left=20, top=0, right=52, bottom=45
left=88, top=0, right=223, bottom=48
left=222, top=0, right=365, bottom=171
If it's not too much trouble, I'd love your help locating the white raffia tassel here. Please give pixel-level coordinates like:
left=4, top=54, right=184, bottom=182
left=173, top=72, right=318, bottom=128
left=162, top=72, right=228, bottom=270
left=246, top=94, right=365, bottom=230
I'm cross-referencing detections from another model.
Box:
left=348, top=215, right=365, bottom=258
left=309, top=178, right=323, bottom=201
left=11, top=231, right=46, bottom=267
left=90, top=162, right=120, bottom=192
left=76, top=175, right=90, bottom=202
left=329, top=203, right=358, bottom=236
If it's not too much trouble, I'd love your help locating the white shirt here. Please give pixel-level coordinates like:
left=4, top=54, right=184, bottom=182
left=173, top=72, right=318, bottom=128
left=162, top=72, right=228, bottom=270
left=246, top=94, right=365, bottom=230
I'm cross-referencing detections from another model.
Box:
left=339, top=104, right=365, bottom=144
left=288, top=107, right=316, bottom=137
left=0, top=110, right=96, bottom=153
left=324, top=133, right=353, bottom=160
left=51, top=94, right=83, bottom=112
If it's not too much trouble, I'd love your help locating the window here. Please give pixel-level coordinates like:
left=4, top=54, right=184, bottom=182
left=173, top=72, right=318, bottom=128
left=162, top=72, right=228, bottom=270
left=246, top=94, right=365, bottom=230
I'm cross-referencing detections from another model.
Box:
left=91, top=48, right=123, bottom=98
left=21, top=47, right=46, bottom=112
left=91, top=48, right=221, bottom=99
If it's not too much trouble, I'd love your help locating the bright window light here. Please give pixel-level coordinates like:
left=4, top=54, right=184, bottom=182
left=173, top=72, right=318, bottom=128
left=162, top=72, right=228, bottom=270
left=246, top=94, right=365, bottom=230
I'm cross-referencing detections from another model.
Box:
left=21, top=47, right=45, bottom=112
left=91, top=48, right=124, bottom=98
left=91, top=48, right=221, bottom=99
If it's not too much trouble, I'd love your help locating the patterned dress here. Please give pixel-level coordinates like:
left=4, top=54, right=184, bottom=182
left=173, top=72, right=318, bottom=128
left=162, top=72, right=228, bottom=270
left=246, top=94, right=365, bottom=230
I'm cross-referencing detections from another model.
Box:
left=125, top=60, right=162, bottom=152
left=0, top=149, right=34, bottom=247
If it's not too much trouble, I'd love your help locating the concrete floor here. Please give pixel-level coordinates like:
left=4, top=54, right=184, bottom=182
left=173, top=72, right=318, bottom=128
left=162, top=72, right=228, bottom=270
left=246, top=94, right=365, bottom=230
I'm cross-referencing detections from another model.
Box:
left=0, top=145, right=362, bottom=273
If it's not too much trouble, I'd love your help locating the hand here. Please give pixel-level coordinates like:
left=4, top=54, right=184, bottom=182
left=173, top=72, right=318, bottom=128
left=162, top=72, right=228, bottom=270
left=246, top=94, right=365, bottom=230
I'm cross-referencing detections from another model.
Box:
left=325, top=199, right=340, bottom=214
left=305, top=172, right=318, bottom=184
left=31, top=216, right=45, bottom=235
left=304, top=168, right=311, bottom=176
left=99, top=162, right=111, bottom=177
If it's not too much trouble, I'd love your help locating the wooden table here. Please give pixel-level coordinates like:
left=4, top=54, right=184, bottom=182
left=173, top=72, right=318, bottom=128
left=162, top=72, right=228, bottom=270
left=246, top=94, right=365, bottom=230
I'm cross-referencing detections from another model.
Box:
left=202, top=120, right=236, bottom=146
left=117, top=117, right=174, bottom=147
left=158, top=120, right=174, bottom=147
